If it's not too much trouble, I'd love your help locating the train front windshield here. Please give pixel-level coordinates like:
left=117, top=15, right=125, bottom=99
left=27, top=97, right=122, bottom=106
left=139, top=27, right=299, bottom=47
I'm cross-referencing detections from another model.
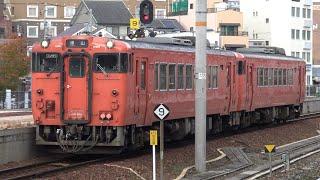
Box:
left=94, top=53, right=128, bottom=73
left=32, top=53, right=60, bottom=72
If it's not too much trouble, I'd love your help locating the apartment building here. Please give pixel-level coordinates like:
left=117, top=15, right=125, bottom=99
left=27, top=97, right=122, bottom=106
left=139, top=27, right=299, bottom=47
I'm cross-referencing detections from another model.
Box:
left=4, top=0, right=79, bottom=46
left=167, top=0, right=248, bottom=49
left=313, top=2, right=320, bottom=65
left=1, top=0, right=12, bottom=38
left=241, top=0, right=313, bottom=85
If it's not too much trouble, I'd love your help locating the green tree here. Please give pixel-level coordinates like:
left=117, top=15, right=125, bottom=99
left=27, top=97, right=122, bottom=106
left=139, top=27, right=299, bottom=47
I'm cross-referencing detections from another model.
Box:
left=0, top=34, right=30, bottom=91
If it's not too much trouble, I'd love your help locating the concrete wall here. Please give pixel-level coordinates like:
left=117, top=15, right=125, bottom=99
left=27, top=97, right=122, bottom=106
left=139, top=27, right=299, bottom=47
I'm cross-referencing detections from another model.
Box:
left=0, top=127, right=37, bottom=164
left=303, top=98, right=320, bottom=114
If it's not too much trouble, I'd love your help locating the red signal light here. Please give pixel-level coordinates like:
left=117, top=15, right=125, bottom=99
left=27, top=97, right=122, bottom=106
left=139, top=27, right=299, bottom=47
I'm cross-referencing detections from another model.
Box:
left=144, top=15, right=149, bottom=20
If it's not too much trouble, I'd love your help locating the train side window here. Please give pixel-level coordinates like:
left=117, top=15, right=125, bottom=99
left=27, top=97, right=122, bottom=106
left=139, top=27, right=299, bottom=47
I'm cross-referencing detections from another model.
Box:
left=269, top=68, right=274, bottom=86
left=169, top=64, right=176, bottom=90
left=237, top=61, right=245, bottom=74
left=177, top=64, right=184, bottom=90
left=69, top=57, right=85, bottom=78
left=212, top=66, right=218, bottom=88
left=207, top=66, right=212, bottom=88
left=32, top=53, right=60, bottom=72
left=278, top=68, right=283, bottom=85
left=288, top=69, right=293, bottom=85
left=140, top=61, right=146, bottom=89
left=160, top=64, right=167, bottom=90
left=186, top=65, right=193, bottom=90
left=274, top=68, right=278, bottom=86
left=264, top=68, right=268, bottom=86
left=155, top=63, right=159, bottom=91
left=259, top=68, right=263, bottom=86
left=256, top=68, right=259, bottom=86
left=283, top=69, right=287, bottom=85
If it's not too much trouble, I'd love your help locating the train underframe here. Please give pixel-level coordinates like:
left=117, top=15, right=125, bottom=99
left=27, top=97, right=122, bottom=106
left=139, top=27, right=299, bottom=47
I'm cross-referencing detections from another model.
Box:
left=36, top=104, right=303, bottom=154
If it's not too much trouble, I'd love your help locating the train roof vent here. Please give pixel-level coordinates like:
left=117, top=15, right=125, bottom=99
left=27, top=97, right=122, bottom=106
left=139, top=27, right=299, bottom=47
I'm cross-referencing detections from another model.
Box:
left=134, top=37, right=193, bottom=46
left=236, top=47, right=286, bottom=55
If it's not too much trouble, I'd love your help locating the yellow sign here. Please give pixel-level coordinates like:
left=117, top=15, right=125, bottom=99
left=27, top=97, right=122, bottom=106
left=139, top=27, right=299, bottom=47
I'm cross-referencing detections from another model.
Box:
left=265, top=145, right=276, bottom=153
left=150, top=130, right=158, bottom=146
left=130, top=18, right=140, bottom=29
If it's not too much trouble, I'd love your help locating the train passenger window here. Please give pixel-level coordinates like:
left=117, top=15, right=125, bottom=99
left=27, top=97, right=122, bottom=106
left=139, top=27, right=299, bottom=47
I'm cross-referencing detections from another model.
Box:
left=274, top=68, right=278, bottom=86
left=207, top=66, right=212, bottom=88
left=259, top=68, right=263, bottom=86
left=212, top=66, right=218, bottom=88
left=278, top=68, right=283, bottom=85
left=264, top=68, right=268, bottom=86
left=283, top=69, right=287, bottom=85
left=155, top=63, right=159, bottom=90
left=69, top=58, right=85, bottom=77
left=169, top=64, right=176, bottom=90
left=288, top=69, right=293, bottom=85
left=32, top=53, right=60, bottom=72
left=186, top=65, right=193, bottom=90
left=178, top=64, right=184, bottom=90
left=268, top=68, right=274, bottom=86
left=160, top=64, right=167, bottom=90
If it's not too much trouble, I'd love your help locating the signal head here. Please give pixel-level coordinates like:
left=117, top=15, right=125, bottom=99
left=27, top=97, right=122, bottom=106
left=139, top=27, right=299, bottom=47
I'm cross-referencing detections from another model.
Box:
left=139, top=0, right=153, bottom=24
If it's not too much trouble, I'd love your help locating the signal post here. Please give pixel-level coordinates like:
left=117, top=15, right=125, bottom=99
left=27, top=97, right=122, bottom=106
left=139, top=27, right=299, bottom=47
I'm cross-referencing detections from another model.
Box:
left=195, top=0, right=207, bottom=173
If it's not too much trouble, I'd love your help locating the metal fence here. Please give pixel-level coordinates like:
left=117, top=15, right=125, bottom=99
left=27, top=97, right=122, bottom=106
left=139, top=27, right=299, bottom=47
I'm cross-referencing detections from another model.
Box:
left=0, top=90, right=31, bottom=109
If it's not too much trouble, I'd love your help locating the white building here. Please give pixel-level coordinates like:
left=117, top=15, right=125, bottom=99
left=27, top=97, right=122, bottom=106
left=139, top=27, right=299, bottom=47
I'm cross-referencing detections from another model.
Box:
left=240, top=0, right=313, bottom=85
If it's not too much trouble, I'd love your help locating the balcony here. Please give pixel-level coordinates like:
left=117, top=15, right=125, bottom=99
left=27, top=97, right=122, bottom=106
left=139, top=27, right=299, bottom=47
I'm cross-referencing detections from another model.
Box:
left=304, top=20, right=312, bottom=28
left=304, top=42, right=312, bottom=50
left=219, top=31, right=248, bottom=36
left=304, top=0, right=312, bottom=6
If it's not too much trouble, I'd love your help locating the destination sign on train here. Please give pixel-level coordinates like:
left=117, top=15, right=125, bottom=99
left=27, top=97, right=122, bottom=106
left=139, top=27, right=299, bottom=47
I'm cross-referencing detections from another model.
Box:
left=66, top=39, right=89, bottom=48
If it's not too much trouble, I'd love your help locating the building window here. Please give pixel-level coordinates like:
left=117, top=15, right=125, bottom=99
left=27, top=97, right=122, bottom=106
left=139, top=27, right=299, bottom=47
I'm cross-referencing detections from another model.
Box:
left=291, top=7, right=295, bottom=17
left=155, top=9, right=166, bottom=19
left=221, top=26, right=239, bottom=36
left=46, top=6, right=57, bottom=18
left=307, top=9, right=311, bottom=18
left=27, top=5, right=38, bottom=18
left=27, top=26, right=38, bottom=38
left=160, top=64, right=167, bottom=90
left=64, top=26, right=70, bottom=31
left=0, top=28, right=4, bottom=38
left=303, top=8, right=306, bottom=18
left=64, top=6, right=76, bottom=18
left=190, top=3, right=194, bottom=9
left=291, top=29, right=295, bottom=39
left=302, top=52, right=306, bottom=60
left=291, top=52, right=295, bottom=57
left=169, top=64, right=176, bottom=90
left=302, top=30, right=306, bottom=40
left=296, top=52, right=300, bottom=58
left=266, top=41, right=269, bottom=46
left=47, top=26, right=57, bottom=37
left=296, top=7, right=300, bottom=17
left=296, top=29, right=300, bottom=39
left=266, top=18, right=269, bottom=23
left=306, top=52, right=311, bottom=62
left=307, top=30, right=310, bottom=40
left=307, top=75, right=311, bottom=85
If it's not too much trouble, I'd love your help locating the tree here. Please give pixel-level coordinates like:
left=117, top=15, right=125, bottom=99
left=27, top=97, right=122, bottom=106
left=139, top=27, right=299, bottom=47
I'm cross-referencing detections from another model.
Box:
left=0, top=34, right=30, bottom=91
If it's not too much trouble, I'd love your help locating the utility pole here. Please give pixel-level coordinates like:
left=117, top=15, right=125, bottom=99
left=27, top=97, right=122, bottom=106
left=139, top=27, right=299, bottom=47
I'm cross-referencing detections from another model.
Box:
left=89, top=9, right=93, bottom=35
left=195, top=0, right=207, bottom=173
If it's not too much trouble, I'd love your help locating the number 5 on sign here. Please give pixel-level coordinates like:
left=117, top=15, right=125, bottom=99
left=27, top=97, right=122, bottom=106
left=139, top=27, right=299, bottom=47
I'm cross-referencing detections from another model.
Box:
left=130, top=18, right=140, bottom=29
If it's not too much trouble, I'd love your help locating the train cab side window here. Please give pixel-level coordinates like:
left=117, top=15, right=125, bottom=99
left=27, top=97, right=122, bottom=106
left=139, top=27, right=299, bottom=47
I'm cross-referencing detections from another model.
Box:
left=212, top=66, right=218, bottom=88
left=283, top=69, right=287, bottom=85
left=169, top=64, right=176, bottom=90
left=274, top=68, right=278, bottom=86
left=186, top=65, right=193, bottom=90
left=278, top=68, right=283, bottom=85
left=155, top=63, right=159, bottom=90
left=160, top=64, right=167, bottom=90
left=120, top=53, right=128, bottom=72
left=32, top=53, right=60, bottom=72
left=178, top=64, right=184, bottom=90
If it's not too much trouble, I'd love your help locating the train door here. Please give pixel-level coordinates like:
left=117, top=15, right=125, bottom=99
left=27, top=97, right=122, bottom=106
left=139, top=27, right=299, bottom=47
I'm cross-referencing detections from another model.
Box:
left=246, top=64, right=253, bottom=110
left=63, top=56, right=89, bottom=121
left=135, top=58, right=148, bottom=124
left=226, top=62, right=232, bottom=113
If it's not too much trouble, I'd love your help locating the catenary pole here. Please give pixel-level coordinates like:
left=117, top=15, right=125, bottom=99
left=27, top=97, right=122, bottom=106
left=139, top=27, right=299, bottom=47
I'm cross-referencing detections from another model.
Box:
left=195, top=0, right=207, bottom=173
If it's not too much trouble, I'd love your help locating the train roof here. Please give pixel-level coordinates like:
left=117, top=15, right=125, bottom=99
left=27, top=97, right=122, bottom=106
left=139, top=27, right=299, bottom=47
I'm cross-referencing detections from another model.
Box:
left=120, top=38, right=305, bottom=63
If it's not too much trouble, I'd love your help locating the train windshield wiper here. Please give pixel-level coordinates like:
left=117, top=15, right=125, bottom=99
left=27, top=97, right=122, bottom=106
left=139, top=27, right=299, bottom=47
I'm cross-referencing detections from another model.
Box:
left=46, top=64, right=58, bottom=76
left=97, top=64, right=108, bottom=77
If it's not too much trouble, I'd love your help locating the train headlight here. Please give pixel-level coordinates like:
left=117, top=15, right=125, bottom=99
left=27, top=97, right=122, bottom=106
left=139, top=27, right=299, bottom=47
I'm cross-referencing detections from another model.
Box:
left=41, top=40, right=50, bottom=48
left=106, top=40, right=114, bottom=49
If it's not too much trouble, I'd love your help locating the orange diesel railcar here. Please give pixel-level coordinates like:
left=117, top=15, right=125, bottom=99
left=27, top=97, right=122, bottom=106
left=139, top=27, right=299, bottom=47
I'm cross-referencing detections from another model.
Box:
left=31, top=36, right=305, bottom=153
